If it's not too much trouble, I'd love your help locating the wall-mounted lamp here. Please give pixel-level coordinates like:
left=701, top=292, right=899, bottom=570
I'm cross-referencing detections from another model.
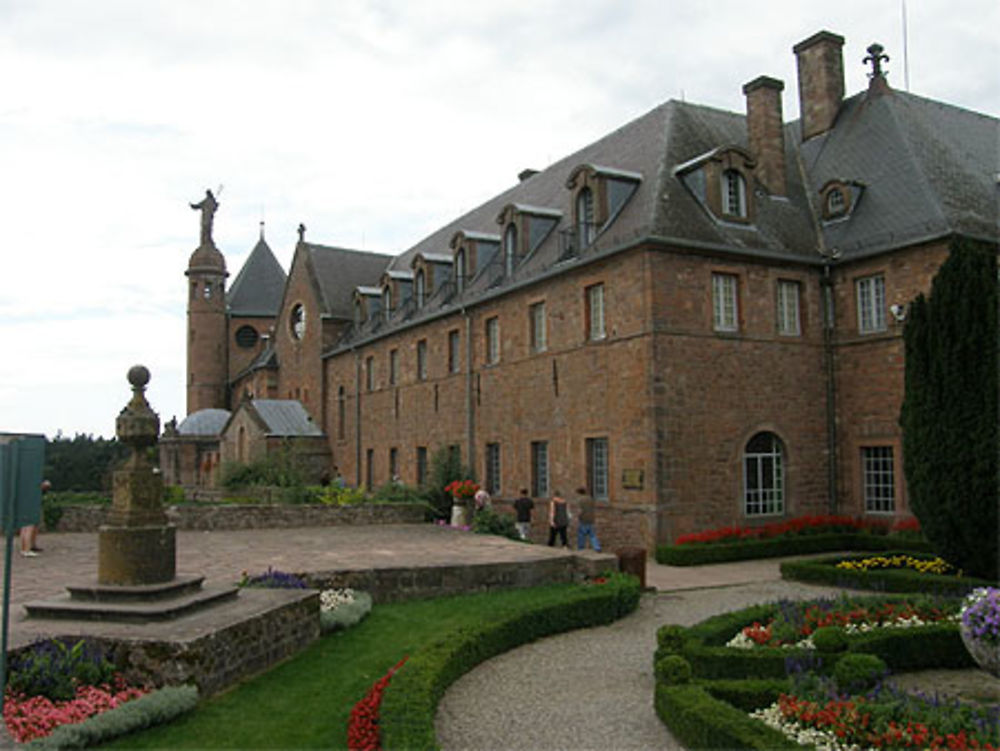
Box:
left=889, top=303, right=907, bottom=323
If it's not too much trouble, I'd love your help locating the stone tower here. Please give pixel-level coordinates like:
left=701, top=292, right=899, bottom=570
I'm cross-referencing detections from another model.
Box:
left=186, top=190, right=229, bottom=413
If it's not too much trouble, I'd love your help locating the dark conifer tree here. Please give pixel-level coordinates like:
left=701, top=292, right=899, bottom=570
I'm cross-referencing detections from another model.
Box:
left=900, top=237, right=998, bottom=580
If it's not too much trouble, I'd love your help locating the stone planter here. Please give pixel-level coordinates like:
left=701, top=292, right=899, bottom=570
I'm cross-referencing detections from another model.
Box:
left=450, top=500, right=470, bottom=527
left=960, top=622, right=1000, bottom=677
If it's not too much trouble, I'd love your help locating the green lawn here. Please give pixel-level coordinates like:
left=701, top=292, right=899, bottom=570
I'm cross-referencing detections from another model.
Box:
left=99, top=584, right=585, bottom=749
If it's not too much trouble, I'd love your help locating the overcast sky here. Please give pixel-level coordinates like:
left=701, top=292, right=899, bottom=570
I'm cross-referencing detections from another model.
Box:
left=2, top=0, right=998, bottom=440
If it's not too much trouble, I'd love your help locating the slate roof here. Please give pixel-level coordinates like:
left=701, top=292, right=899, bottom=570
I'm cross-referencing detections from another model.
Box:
left=305, top=244, right=393, bottom=320
left=227, top=237, right=287, bottom=317
left=247, top=399, right=323, bottom=437
left=298, top=76, right=995, bottom=354
left=178, top=409, right=231, bottom=436
left=801, top=87, right=1000, bottom=259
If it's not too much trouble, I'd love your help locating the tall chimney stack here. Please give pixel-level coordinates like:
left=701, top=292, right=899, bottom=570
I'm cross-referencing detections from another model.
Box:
left=743, top=76, right=786, bottom=196
left=793, top=31, right=845, bottom=141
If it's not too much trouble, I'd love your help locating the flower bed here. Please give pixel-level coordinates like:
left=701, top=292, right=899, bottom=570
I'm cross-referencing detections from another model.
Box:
left=347, top=657, right=408, bottom=751
left=781, top=553, right=993, bottom=596
left=652, top=595, right=990, bottom=750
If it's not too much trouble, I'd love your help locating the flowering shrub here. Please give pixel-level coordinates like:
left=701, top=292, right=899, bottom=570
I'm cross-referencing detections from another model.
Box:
left=753, top=690, right=999, bottom=750
left=4, top=677, right=149, bottom=743
left=238, top=566, right=308, bottom=589
left=7, top=638, right=118, bottom=702
left=347, top=656, right=408, bottom=751
left=725, top=596, right=956, bottom=649
left=962, top=587, right=1000, bottom=648
left=444, top=479, right=479, bottom=499
left=674, top=514, right=924, bottom=545
left=837, top=554, right=958, bottom=576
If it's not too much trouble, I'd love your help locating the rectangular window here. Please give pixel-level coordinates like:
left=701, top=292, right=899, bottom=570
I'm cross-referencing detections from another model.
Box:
left=862, top=446, right=895, bottom=513
left=586, top=437, right=609, bottom=501
left=486, top=316, right=500, bottom=364
left=712, top=273, right=739, bottom=332
left=448, top=329, right=460, bottom=374
left=365, top=356, right=375, bottom=391
left=485, top=442, right=501, bottom=495
left=389, top=447, right=398, bottom=481
left=416, top=446, right=428, bottom=487
left=776, top=280, right=801, bottom=336
left=531, top=440, right=549, bottom=498
left=857, top=275, right=886, bottom=333
left=530, top=301, right=547, bottom=352
left=389, top=349, right=398, bottom=385
left=586, top=283, right=605, bottom=341
left=365, top=448, right=374, bottom=490
left=417, top=339, right=428, bottom=380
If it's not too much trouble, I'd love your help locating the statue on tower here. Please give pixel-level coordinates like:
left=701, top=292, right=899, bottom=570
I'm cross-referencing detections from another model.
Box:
left=190, top=189, right=219, bottom=246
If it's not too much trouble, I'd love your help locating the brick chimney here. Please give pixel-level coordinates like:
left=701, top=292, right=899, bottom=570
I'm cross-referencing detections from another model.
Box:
left=743, top=76, right=786, bottom=196
left=793, top=31, right=845, bottom=141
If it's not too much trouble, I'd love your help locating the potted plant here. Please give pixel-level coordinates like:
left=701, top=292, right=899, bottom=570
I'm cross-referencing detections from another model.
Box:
left=444, top=479, right=479, bottom=527
left=959, top=586, right=1000, bottom=676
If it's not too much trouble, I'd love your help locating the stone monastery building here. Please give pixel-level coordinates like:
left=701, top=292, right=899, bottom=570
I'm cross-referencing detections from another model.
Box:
left=165, top=30, right=999, bottom=551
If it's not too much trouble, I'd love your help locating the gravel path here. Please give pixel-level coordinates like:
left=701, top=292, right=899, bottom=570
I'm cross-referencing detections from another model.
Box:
left=435, top=580, right=845, bottom=751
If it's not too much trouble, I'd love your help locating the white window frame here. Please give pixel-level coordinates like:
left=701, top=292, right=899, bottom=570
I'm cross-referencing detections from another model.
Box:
left=415, top=269, right=426, bottom=309
left=586, top=283, right=606, bottom=341
left=416, top=339, right=427, bottom=380
left=486, top=317, right=500, bottom=365
left=504, top=223, right=517, bottom=276
left=485, top=442, right=501, bottom=495
left=389, top=349, right=398, bottom=386
left=862, top=446, right=895, bottom=513
left=531, top=440, right=549, bottom=498
left=721, top=169, right=747, bottom=218
left=448, top=330, right=460, bottom=374
left=743, top=432, right=785, bottom=516
left=576, top=187, right=595, bottom=247
left=712, top=273, right=739, bottom=332
left=856, top=275, right=887, bottom=333
left=586, top=437, right=609, bottom=501
left=530, top=301, right=547, bottom=353
left=455, top=248, right=466, bottom=293
left=777, top=280, right=801, bottom=336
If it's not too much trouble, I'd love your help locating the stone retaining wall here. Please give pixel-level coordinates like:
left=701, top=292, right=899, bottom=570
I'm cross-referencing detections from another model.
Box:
left=50, top=502, right=426, bottom=533
left=303, top=551, right=618, bottom=603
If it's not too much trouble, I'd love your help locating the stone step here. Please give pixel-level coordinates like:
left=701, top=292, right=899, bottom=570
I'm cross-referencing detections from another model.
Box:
left=65, top=574, right=206, bottom=603
left=23, top=584, right=239, bottom=623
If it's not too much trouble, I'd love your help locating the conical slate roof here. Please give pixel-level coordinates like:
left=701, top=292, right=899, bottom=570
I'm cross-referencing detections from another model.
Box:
left=227, top=236, right=287, bottom=317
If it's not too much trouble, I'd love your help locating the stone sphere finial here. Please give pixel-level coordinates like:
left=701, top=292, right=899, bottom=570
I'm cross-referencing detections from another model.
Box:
left=128, top=364, right=150, bottom=389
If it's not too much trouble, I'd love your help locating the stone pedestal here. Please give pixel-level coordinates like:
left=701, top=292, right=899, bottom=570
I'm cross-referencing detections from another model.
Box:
left=98, top=524, right=176, bottom=586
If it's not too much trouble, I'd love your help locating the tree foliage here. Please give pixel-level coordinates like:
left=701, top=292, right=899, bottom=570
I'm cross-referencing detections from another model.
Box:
left=43, top=434, right=129, bottom=492
left=899, top=238, right=998, bottom=580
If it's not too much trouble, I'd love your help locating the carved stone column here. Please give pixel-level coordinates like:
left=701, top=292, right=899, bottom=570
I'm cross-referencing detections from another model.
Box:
left=98, top=366, right=176, bottom=585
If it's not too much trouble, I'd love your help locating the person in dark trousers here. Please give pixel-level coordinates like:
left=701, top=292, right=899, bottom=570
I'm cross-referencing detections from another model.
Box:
left=513, top=489, right=534, bottom=540
left=575, top=487, right=601, bottom=552
left=547, top=491, right=570, bottom=548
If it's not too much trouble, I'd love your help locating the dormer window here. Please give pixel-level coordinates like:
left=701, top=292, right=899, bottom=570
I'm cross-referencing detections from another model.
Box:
left=819, top=180, right=861, bottom=221
left=415, top=269, right=426, bottom=309
left=354, top=299, right=364, bottom=326
left=455, top=248, right=466, bottom=292
left=576, top=188, right=595, bottom=248
left=504, top=223, right=517, bottom=276
left=382, top=286, right=393, bottom=320
left=674, top=146, right=754, bottom=224
left=563, top=164, right=641, bottom=257
left=722, top=169, right=747, bottom=218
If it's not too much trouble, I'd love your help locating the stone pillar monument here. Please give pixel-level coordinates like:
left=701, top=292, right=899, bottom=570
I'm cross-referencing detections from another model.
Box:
left=98, top=365, right=176, bottom=585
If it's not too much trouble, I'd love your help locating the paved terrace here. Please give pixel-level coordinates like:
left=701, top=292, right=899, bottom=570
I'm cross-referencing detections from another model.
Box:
left=0, top=523, right=786, bottom=650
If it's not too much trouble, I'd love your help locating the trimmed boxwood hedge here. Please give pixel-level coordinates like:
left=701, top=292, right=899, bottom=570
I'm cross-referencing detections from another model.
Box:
left=379, top=573, right=641, bottom=751
left=779, top=552, right=995, bottom=595
left=656, top=533, right=932, bottom=566
left=653, top=595, right=973, bottom=748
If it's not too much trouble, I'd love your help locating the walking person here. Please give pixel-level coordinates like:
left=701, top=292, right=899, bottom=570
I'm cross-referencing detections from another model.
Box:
left=575, top=487, right=601, bottom=552
left=547, top=491, right=570, bottom=548
left=513, top=489, right=534, bottom=541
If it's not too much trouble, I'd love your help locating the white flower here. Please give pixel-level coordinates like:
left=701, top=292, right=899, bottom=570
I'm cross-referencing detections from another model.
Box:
left=320, top=588, right=356, bottom=612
